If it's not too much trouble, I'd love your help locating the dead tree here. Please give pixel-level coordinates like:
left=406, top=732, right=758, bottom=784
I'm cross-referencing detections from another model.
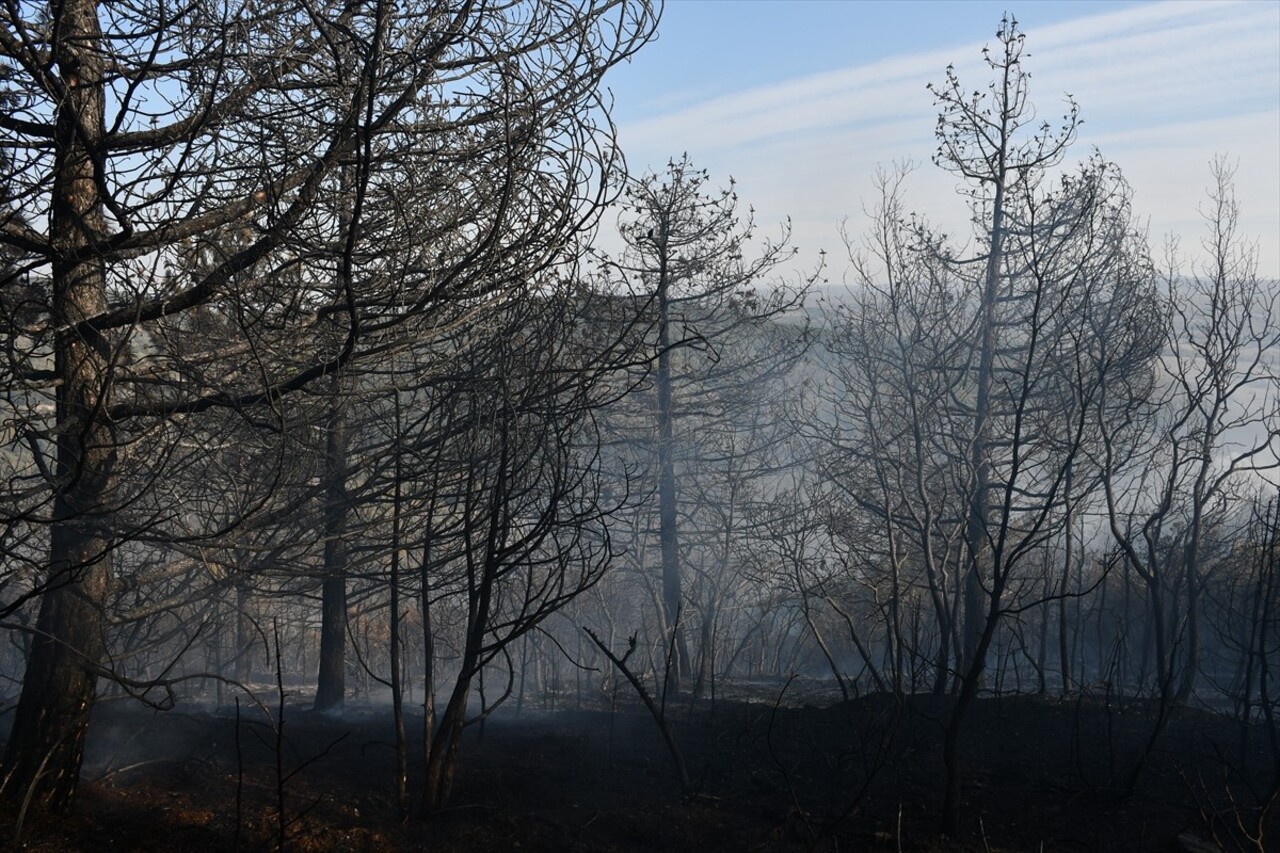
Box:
left=0, top=0, right=655, bottom=811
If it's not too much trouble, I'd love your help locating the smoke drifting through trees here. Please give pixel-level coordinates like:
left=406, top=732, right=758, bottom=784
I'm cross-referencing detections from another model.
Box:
left=0, top=7, right=1276, bottom=848
left=0, top=0, right=656, bottom=811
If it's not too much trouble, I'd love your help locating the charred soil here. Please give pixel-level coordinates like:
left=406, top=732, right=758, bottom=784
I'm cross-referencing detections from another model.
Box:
left=2, top=687, right=1275, bottom=852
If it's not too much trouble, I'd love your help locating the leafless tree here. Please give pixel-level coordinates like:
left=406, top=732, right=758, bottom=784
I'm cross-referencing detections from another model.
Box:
left=607, top=154, right=816, bottom=694
left=819, top=18, right=1161, bottom=833
left=409, top=280, right=643, bottom=812
left=815, top=165, right=973, bottom=697
left=1097, top=159, right=1280, bottom=718
left=0, top=0, right=655, bottom=811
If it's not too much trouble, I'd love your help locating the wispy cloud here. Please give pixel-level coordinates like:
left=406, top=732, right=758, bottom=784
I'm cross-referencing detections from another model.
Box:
left=616, top=0, right=1280, bottom=278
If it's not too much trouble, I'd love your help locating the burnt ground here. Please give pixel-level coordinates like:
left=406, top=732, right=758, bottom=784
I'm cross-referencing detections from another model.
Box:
left=2, top=684, right=1276, bottom=852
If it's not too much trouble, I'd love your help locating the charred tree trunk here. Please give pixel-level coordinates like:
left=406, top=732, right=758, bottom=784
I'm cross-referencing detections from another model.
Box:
left=424, top=412, right=506, bottom=813
left=314, top=384, right=350, bottom=714
left=960, top=171, right=1004, bottom=686
left=1175, top=525, right=1204, bottom=705
left=420, top=534, right=436, bottom=807
left=942, top=579, right=1005, bottom=834
left=235, top=581, right=255, bottom=685
left=423, top=676, right=470, bottom=813
left=655, top=260, right=688, bottom=694
left=389, top=396, right=407, bottom=814
left=1058, top=462, right=1075, bottom=694
left=1, top=0, right=114, bottom=811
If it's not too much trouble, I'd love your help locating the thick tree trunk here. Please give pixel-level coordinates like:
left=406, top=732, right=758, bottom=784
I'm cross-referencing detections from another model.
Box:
left=1, top=0, right=113, bottom=811
left=1, top=541, right=111, bottom=809
left=314, top=571, right=347, bottom=712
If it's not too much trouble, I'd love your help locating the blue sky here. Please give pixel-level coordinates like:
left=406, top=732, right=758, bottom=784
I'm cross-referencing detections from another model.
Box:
left=604, top=0, right=1280, bottom=279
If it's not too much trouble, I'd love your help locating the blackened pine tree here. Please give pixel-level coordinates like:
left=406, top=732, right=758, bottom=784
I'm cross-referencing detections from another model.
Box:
left=0, top=0, right=655, bottom=811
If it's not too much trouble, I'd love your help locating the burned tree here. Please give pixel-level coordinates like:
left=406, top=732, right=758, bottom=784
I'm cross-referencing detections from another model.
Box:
left=611, top=155, right=814, bottom=693
left=1099, top=160, right=1280, bottom=713
left=817, top=18, right=1161, bottom=832
left=0, top=0, right=654, bottom=811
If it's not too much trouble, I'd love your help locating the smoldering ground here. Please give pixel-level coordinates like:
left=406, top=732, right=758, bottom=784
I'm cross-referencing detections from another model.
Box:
left=5, top=681, right=1275, bottom=851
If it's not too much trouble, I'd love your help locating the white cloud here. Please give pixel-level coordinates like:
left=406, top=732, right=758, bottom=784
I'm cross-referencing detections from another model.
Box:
left=615, top=0, right=1280, bottom=279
